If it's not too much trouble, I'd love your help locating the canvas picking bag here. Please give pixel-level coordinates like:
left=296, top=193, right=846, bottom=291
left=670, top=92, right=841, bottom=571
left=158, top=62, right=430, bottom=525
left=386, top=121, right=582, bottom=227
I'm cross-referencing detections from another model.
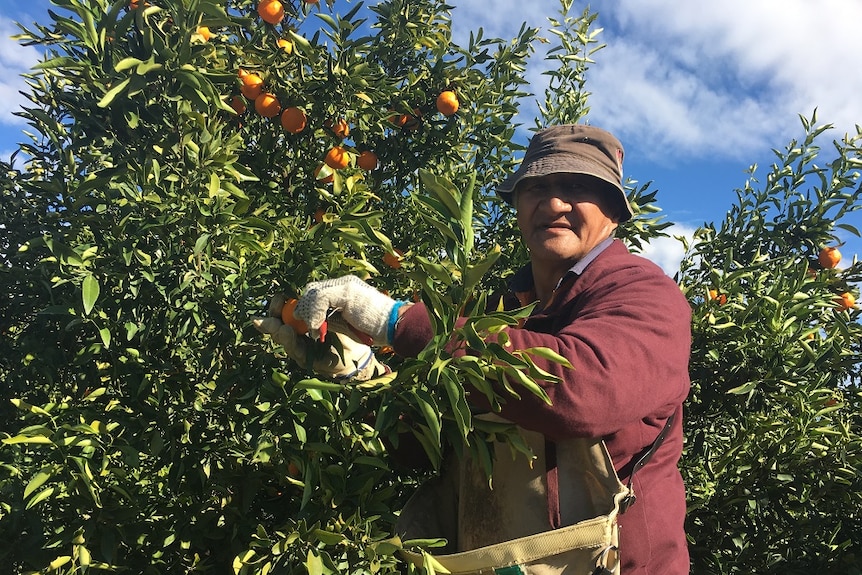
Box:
left=396, top=415, right=632, bottom=575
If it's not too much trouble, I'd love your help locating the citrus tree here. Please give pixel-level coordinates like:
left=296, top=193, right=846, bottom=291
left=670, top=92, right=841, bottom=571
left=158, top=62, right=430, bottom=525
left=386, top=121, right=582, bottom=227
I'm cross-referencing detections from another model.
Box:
left=679, top=114, right=862, bottom=573
left=3, top=0, right=860, bottom=574
left=0, top=0, right=668, bottom=573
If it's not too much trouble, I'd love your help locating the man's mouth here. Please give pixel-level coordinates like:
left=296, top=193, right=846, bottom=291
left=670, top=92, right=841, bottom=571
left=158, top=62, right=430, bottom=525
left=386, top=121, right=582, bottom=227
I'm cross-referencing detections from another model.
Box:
left=542, top=222, right=571, bottom=231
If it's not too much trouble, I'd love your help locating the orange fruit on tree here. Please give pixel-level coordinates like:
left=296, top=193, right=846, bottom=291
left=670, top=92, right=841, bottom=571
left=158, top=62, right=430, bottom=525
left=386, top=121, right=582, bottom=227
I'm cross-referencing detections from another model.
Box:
left=406, top=109, right=423, bottom=130
left=818, top=246, right=841, bottom=269
left=281, top=106, right=307, bottom=133
left=255, top=92, right=281, bottom=117
left=391, top=107, right=421, bottom=130
left=281, top=298, right=309, bottom=334
left=708, top=289, right=727, bottom=305
left=383, top=248, right=404, bottom=269
left=324, top=146, right=350, bottom=170
left=357, top=150, right=378, bottom=171
left=239, top=71, right=263, bottom=100
left=196, top=26, right=212, bottom=41
left=230, top=96, right=246, bottom=115
left=314, top=164, right=334, bottom=184
left=436, top=90, right=459, bottom=116
left=836, top=292, right=856, bottom=311
left=258, top=0, right=285, bottom=25
left=326, top=118, right=350, bottom=138
left=276, top=37, right=293, bottom=54
left=313, top=208, right=327, bottom=223
left=287, top=461, right=301, bottom=478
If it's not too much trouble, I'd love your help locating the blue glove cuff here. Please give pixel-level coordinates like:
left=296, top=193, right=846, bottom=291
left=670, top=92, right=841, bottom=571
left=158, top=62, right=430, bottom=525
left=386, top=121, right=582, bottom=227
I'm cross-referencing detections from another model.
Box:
left=386, top=300, right=408, bottom=344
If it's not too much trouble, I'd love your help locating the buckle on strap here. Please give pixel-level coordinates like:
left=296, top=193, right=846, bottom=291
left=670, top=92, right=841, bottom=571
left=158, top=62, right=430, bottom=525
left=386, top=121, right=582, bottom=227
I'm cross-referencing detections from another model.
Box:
left=494, top=566, right=526, bottom=575
left=591, top=545, right=620, bottom=575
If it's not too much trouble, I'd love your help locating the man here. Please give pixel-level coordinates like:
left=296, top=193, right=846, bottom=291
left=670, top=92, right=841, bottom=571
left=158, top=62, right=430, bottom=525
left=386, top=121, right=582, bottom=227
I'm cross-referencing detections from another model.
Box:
left=255, top=125, right=691, bottom=574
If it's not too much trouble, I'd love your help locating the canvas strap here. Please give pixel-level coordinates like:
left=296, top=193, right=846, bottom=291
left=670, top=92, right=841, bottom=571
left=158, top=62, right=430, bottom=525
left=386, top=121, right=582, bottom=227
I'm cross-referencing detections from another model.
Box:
left=621, top=414, right=675, bottom=513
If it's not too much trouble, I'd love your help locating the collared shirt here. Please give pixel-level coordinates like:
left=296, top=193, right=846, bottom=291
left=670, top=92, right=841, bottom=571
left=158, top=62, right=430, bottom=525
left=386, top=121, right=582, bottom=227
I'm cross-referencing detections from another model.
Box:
left=509, top=235, right=617, bottom=302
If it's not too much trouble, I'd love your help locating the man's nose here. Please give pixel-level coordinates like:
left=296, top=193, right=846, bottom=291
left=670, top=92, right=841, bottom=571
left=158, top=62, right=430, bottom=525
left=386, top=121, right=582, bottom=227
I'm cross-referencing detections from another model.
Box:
left=543, top=193, right=574, bottom=212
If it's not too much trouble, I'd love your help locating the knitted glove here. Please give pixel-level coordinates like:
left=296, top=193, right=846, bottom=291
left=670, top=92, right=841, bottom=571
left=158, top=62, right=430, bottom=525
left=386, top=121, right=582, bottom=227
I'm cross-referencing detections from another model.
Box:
left=295, top=275, right=406, bottom=345
left=253, top=295, right=386, bottom=381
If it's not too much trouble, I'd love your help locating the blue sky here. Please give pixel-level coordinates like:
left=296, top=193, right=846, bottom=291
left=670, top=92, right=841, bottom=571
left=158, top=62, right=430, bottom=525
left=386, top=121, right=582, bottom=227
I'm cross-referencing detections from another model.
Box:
left=2, top=0, right=861, bottom=274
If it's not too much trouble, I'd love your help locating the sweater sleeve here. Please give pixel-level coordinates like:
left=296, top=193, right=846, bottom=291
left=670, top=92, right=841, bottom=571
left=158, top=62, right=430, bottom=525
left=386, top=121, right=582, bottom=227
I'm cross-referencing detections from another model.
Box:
left=390, top=252, right=691, bottom=442
left=487, top=260, right=691, bottom=440
left=391, top=301, right=434, bottom=358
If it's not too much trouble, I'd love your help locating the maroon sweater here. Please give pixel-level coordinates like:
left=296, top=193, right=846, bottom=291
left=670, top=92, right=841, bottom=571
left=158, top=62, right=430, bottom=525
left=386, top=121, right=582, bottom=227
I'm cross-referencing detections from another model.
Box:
left=392, top=239, right=691, bottom=574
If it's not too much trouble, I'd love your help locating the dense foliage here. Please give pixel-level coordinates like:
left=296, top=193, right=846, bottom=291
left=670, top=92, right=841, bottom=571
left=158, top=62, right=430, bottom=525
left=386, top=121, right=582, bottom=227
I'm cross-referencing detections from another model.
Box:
left=679, top=116, right=862, bottom=573
left=1, top=0, right=859, bottom=573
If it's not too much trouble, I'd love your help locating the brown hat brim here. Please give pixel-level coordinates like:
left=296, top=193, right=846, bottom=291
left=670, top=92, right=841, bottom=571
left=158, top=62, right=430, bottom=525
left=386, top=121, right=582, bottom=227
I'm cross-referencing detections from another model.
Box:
left=496, top=125, right=634, bottom=222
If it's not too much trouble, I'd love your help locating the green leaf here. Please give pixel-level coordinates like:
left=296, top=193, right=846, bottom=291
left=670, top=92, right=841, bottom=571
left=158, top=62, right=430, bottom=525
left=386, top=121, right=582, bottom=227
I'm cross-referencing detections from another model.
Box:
left=520, top=346, right=574, bottom=369
left=24, top=469, right=53, bottom=499
left=98, top=327, right=111, bottom=348
left=97, top=77, right=131, bottom=108
left=412, top=388, right=442, bottom=446
left=727, top=381, right=757, bottom=395
left=193, top=233, right=210, bottom=256
left=463, top=245, right=501, bottom=294
left=25, top=486, right=57, bottom=509
left=441, top=370, right=471, bottom=441
left=420, top=170, right=461, bottom=219
left=306, top=550, right=326, bottom=575
left=2, top=434, right=53, bottom=445
left=295, top=378, right=344, bottom=392
left=114, top=57, right=143, bottom=72
left=501, top=366, right=552, bottom=404
left=460, top=171, right=477, bottom=254
left=312, top=529, right=346, bottom=545
left=414, top=256, right=455, bottom=286
left=82, top=274, right=100, bottom=315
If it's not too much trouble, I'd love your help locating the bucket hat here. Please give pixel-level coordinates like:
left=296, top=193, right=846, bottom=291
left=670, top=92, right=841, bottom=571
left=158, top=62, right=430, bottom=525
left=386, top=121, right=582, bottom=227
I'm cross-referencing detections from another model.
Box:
left=497, top=125, right=633, bottom=222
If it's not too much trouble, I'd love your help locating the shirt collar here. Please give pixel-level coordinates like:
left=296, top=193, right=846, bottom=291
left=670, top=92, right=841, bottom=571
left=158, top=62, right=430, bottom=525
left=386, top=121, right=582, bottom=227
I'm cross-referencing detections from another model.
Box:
left=566, top=235, right=615, bottom=278
left=509, top=236, right=616, bottom=295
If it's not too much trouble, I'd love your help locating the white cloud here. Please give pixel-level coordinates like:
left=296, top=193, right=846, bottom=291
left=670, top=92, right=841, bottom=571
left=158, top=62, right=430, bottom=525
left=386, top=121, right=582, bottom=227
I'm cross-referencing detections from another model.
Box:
left=0, top=15, right=42, bottom=128
left=590, top=0, right=862, bottom=162
left=450, top=0, right=862, bottom=166
left=639, top=224, right=695, bottom=277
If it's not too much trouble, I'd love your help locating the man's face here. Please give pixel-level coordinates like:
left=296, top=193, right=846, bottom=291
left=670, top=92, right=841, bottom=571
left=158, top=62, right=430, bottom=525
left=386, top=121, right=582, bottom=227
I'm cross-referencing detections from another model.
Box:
left=515, top=173, right=619, bottom=268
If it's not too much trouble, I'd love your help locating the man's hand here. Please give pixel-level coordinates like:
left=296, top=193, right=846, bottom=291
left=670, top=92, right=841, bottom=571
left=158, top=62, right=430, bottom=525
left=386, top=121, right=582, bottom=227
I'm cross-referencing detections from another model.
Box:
left=253, top=294, right=387, bottom=381
left=294, top=275, right=405, bottom=345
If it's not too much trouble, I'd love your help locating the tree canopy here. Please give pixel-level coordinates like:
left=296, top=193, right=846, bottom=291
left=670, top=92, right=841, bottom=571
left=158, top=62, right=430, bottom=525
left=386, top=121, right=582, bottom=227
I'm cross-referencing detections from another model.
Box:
left=1, top=1, right=860, bottom=573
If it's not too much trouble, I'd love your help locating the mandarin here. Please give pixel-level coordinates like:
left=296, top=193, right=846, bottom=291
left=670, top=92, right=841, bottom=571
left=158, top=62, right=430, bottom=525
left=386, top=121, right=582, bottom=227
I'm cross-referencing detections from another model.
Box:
left=281, top=107, right=307, bottom=133
left=708, top=289, right=727, bottom=305
left=436, top=90, right=459, bottom=116
left=314, top=164, right=334, bottom=184
left=818, top=246, right=841, bottom=269
left=258, top=0, right=285, bottom=24
left=239, top=72, right=263, bottom=100
left=281, top=298, right=309, bottom=334
left=383, top=249, right=404, bottom=269
left=324, top=146, right=350, bottom=170
left=255, top=92, right=281, bottom=117
left=327, top=118, right=350, bottom=138
left=837, top=292, right=856, bottom=311
left=276, top=37, right=293, bottom=54
left=230, top=96, right=246, bottom=115
left=357, top=150, right=378, bottom=171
